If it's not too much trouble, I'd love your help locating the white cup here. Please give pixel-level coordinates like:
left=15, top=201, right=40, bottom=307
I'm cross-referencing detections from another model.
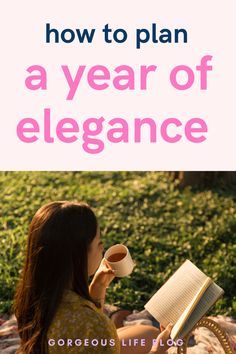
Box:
left=104, top=244, right=135, bottom=277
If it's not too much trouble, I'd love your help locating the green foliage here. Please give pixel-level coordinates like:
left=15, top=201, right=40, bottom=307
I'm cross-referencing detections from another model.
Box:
left=0, top=172, right=235, bottom=317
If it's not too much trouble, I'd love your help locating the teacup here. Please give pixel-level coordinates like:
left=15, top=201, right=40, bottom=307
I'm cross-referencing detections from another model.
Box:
left=104, top=244, right=135, bottom=277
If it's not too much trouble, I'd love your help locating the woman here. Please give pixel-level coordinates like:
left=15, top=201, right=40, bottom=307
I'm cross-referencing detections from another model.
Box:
left=14, top=201, right=172, bottom=353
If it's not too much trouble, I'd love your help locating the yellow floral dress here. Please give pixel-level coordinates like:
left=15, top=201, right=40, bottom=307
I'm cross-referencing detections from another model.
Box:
left=47, top=290, right=120, bottom=353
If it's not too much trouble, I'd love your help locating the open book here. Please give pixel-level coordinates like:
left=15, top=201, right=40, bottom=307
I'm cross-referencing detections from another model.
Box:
left=144, top=260, right=224, bottom=340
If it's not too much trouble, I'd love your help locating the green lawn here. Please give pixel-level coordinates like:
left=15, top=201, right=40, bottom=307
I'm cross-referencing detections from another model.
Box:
left=0, top=172, right=235, bottom=317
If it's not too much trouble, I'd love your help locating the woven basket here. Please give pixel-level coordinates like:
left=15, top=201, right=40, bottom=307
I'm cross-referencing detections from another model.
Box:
left=177, top=317, right=234, bottom=354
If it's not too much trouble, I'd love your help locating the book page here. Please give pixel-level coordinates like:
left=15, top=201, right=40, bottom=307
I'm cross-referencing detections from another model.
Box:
left=177, top=282, right=224, bottom=339
left=170, top=277, right=213, bottom=340
left=145, top=260, right=208, bottom=328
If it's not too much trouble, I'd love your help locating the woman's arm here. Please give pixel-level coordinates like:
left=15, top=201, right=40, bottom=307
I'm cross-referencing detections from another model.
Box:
left=89, top=282, right=107, bottom=309
left=89, top=258, right=115, bottom=310
left=148, top=324, right=173, bottom=353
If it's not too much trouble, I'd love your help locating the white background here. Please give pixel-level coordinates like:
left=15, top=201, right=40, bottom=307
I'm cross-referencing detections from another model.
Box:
left=1, top=0, right=235, bottom=170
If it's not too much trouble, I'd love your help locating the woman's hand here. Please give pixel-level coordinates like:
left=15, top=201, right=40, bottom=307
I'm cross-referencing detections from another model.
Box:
left=91, top=258, right=115, bottom=289
left=150, top=323, right=173, bottom=353
left=89, top=258, right=115, bottom=307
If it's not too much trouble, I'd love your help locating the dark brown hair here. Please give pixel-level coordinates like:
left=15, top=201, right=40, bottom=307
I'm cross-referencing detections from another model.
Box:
left=14, top=201, right=98, bottom=353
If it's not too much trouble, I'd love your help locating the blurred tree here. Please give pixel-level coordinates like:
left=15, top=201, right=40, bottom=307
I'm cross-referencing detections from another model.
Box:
left=170, top=172, right=236, bottom=188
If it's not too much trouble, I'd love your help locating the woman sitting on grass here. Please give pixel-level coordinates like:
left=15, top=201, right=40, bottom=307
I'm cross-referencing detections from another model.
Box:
left=14, top=201, right=172, bottom=354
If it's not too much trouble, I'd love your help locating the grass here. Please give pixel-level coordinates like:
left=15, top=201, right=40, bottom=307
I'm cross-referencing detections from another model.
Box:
left=0, top=172, right=235, bottom=317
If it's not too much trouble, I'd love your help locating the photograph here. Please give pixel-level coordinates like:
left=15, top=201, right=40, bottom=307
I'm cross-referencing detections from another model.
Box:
left=0, top=172, right=235, bottom=353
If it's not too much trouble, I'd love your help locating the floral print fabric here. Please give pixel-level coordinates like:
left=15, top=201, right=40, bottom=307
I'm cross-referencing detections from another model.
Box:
left=47, top=290, right=120, bottom=353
